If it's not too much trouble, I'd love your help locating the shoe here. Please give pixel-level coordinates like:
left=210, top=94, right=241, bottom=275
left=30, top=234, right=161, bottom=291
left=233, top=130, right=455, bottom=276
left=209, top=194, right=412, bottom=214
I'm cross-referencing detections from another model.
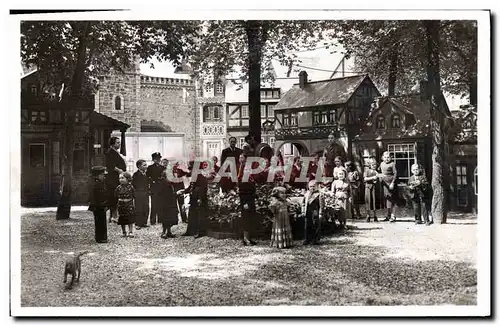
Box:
left=365, top=216, right=371, bottom=222
left=415, top=220, right=424, bottom=225
left=248, top=239, right=257, bottom=246
left=193, top=234, right=201, bottom=239
left=302, top=240, right=311, bottom=245
left=135, top=226, right=141, bottom=230
left=97, top=240, right=108, bottom=243
left=373, top=217, right=379, bottom=222
left=426, top=221, right=432, bottom=226
left=141, top=225, right=150, bottom=228
left=166, top=233, right=176, bottom=238
left=121, top=233, right=127, bottom=237
left=160, top=233, right=167, bottom=239
left=383, top=216, right=390, bottom=222
left=128, top=232, right=135, bottom=238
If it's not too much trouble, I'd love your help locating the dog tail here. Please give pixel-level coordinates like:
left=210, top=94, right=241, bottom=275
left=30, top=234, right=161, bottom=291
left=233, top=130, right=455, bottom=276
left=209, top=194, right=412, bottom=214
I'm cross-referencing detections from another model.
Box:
left=76, top=250, right=89, bottom=258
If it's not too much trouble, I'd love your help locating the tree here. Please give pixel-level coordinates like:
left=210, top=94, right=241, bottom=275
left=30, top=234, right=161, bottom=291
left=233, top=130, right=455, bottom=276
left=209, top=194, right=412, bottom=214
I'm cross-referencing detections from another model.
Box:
left=21, top=20, right=199, bottom=219
left=424, top=20, right=448, bottom=224
left=188, top=20, right=329, bottom=143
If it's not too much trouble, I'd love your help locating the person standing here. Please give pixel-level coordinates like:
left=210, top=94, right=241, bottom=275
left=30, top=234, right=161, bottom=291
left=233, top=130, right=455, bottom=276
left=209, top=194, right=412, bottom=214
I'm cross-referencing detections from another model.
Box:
left=132, top=159, right=150, bottom=229
left=269, top=186, right=293, bottom=249
left=408, top=163, right=432, bottom=225
left=220, top=137, right=243, bottom=193
left=158, top=170, right=179, bottom=238
left=115, top=172, right=136, bottom=237
left=238, top=153, right=258, bottom=246
left=105, top=136, right=127, bottom=223
left=301, top=180, right=324, bottom=245
left=346, top=161, right=362, bottom=219
left=363, top=158, right=379, bottom=222
left=88, top=166, right=109, bottom=243
left=379, top=151, right=398, bottom=222
left=147, top=152, right=165, bottom=225
left=172, top=162, right=188, bottom=223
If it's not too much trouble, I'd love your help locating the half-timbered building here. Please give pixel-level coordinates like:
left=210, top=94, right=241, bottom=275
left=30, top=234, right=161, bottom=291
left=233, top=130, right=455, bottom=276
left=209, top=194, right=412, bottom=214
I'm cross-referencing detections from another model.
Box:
left=273, top=72, right=381, bottom=159
left=21, top=70, right=129, bottom=206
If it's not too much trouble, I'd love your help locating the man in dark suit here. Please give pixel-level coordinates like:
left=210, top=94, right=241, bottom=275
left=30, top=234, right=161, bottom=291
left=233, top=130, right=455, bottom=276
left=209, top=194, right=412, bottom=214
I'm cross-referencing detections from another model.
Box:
left=146, top=152, right=165, bottom=225
left=220, top=137, right=243, bottom=193
left=105, top=136, right=127, bottom=223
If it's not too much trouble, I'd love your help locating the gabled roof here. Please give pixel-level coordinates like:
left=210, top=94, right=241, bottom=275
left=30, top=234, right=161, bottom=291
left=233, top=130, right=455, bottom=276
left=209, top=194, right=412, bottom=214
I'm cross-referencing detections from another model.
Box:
left=274, top=75, right=369, bottom=110
left=355, top=94, right=432, bottom=140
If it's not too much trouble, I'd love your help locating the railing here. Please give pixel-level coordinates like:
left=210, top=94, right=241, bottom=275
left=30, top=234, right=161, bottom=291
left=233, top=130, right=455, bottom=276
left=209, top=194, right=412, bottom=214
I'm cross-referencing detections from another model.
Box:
left=201, top=122, right=226, bottom=137
left=140, top=75, right=194, bottom=86
left=275, top=125, right=342, bottom=140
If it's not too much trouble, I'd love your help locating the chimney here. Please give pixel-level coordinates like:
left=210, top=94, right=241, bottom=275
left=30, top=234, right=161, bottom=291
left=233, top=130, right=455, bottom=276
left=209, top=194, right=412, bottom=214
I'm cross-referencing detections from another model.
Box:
left=299, top=71, right=308, bottom=89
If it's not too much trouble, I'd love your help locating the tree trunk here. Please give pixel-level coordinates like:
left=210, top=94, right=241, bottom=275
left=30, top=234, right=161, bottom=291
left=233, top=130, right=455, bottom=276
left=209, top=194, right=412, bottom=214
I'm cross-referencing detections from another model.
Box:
left=246, top=21, right=262, bottom=144
left=424, top=20, right=447, bottom=224
left=388, top=48, right=398, bottom=96
left=469, top=74, right=477, bottom=106
left=56, top=22, right=91, bottom=219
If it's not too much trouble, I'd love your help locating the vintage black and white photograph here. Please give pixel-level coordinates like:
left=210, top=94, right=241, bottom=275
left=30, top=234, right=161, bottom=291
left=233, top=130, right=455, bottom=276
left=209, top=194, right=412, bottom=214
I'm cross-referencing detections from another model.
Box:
left=9, top=9, right=490, bottom=317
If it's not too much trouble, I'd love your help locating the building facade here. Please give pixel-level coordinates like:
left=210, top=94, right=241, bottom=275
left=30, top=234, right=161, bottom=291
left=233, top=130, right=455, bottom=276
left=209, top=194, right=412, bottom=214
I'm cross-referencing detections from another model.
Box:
left=21, top=70, right=129, bottom=206
left=96, top=62, right=200, bottom=171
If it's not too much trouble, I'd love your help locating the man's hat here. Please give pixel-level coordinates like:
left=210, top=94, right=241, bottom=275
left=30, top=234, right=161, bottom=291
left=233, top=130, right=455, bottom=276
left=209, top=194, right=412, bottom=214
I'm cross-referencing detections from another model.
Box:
left=151, top=152, right=162, bottom=160
left=91, top=166, right=107, bottom=176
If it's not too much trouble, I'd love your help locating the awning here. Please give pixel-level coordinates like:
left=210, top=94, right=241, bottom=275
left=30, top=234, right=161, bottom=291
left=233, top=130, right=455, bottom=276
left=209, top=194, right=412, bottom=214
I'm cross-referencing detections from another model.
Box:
left=90, top=111, right=130, bottom=131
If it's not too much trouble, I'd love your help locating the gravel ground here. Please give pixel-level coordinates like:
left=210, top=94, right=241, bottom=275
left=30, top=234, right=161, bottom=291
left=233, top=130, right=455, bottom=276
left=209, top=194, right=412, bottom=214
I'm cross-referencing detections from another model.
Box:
left=19, top=207, right=477, bottom=307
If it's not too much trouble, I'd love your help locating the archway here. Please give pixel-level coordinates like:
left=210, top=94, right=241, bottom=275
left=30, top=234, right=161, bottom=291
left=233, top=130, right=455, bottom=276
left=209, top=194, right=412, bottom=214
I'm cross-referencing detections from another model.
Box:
left=276, top=140, right=310, bottom=159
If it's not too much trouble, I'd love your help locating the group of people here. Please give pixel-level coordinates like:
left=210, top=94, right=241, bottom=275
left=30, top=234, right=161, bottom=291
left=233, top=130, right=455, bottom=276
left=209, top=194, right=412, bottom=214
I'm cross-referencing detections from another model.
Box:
left=88, top=134, right=433, bottom=248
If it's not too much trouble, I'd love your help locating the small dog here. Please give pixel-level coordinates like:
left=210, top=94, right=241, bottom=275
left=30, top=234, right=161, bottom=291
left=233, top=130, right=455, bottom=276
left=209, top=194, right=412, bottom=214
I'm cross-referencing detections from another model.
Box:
left=63, top=251, right=88, bottom=289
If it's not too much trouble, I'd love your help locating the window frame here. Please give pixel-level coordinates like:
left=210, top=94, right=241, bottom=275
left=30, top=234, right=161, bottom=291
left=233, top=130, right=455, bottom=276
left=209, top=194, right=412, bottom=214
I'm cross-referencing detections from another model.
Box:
left=29, top=143, right=46, bottom=168
left=391, top=113, right=401, bottom=129
left=376, top=114, right=386, bottom=129
left=387, top=143, right=417, bottom=183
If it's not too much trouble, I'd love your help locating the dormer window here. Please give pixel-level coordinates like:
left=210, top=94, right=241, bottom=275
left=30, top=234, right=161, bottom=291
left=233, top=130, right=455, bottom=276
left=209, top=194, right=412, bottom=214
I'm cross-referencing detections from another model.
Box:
left=376, top=115, right=385, bottom=129
left=391, top=114, right=401, bottom=128
left=215, top=81, right=224, bottom=95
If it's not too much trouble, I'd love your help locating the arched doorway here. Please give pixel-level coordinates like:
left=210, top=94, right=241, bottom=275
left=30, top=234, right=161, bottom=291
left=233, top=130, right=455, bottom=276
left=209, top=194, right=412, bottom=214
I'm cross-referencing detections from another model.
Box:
left=277, top=141, right=310, bottom=160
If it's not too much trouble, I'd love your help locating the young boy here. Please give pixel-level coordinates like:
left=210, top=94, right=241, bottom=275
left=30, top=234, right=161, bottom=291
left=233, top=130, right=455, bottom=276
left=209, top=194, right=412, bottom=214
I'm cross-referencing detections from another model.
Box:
left=88, top=166, right=109, bottom=243
left=301, top=180, right=324, bottom=245
left=408, top=163, right=432, bottom=225
left=132, top=159, right=150, bottom=229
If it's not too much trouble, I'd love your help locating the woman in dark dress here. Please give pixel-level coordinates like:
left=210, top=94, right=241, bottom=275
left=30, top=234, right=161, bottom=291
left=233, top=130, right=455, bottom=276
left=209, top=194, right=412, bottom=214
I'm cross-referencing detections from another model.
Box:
left=105, top=136, right=127, bottom=223
left=158, top=170, right=179, bottom=238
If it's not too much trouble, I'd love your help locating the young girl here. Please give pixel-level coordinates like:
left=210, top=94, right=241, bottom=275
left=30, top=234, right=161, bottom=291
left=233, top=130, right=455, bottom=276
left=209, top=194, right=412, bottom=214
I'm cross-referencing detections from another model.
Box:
left=331, top=167, right=351, bottom=226
left=408, top=163, right=431, bottom=225
left=379, top=151, right=398, bottom=222
left=115, top=172, right=136, bottom=237
left=269, top=186, right=293, bottom=249
left=363, top=158, right=379, bottom=222
left=333, top=156, right=344, bottom=180
left=158, top=170, right=179, bottom=238
left=346, top=161, right=361, bottom=219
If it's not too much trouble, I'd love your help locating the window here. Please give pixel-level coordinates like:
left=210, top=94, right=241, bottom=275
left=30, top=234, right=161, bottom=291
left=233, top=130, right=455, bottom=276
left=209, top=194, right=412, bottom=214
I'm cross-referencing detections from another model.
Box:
left=29, top=84, right=37, bottom=96
left=30, top=110, right=48, bottom=123
left=215, top=81, right=224, bottom=95
left=456, top=164, right=468, bottom=186
left=387, top=143, right=416, bottom=183
left=29, top=144, right=45, bottom=167
left=272, top=90, right=280, bottom=99
left=241, top=105, right=249, bottom=118
left=268, top=105, right=275, bottom=118
left=228, top=105, right=240, bottom=119
left=282, top=112, right=298, bottom=127
left=198, top=86, right=204, bottom=97
left=205, top=83, right=213, bottom=93
left=73, top=142, right=86, bottom=172
left=391, top=114, right=401, bottom=128
left=376, top=115, right=385, bottom=129
left=260, top=88, right=280, bottom=99
left=114, top=95, right=122, bottom=111
left=261, top=104, right=267, bottom=118
left=283, top=143, right=293, bottom=155
left=203, top=105, right=223, bottom=122
left=239, top=138, right=245, bottom=148
left=313, top=110, right=335, bottom=125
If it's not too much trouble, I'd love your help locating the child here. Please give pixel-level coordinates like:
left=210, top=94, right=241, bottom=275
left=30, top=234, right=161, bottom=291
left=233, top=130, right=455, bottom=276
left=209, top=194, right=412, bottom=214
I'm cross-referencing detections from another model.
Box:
left=333, top=156, right=344, bottom=180
left=161, top=158, right=169, bottom=168
left=115, top=172, right=136, bottom=237
left=363, top=158, right=379, bottom=222
left=88, top=166, right=109, bottom=243
left=331, top=167, right=351, bottom=226
left=158, top=170, right=179, bottom=238
left=346, top=161, right=361, bottom=219
left=301, top=180, right=324, bottom=245
left=269, top=186, right=293, bottom=249
left=408, top=163, right=432, bottom=225
left=132, top=159, right=150, bottom=229
left=379, top=151, right=398, bottom=222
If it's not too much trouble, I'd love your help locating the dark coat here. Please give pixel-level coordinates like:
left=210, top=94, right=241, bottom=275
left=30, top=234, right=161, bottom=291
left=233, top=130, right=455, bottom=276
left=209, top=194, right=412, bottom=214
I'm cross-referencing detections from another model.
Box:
left=88, top=179, right=108, bottom=211
left=147, top=163, right=166, bottom=192
left=220, top=146, right=243, bottom=168
left=408, top=175, right=430, bottom=199
left=132, top=170, right=149, bottom=192
left=158, top=179, right=179, bottom=226
left=105, top=148, right=127, bottom=189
